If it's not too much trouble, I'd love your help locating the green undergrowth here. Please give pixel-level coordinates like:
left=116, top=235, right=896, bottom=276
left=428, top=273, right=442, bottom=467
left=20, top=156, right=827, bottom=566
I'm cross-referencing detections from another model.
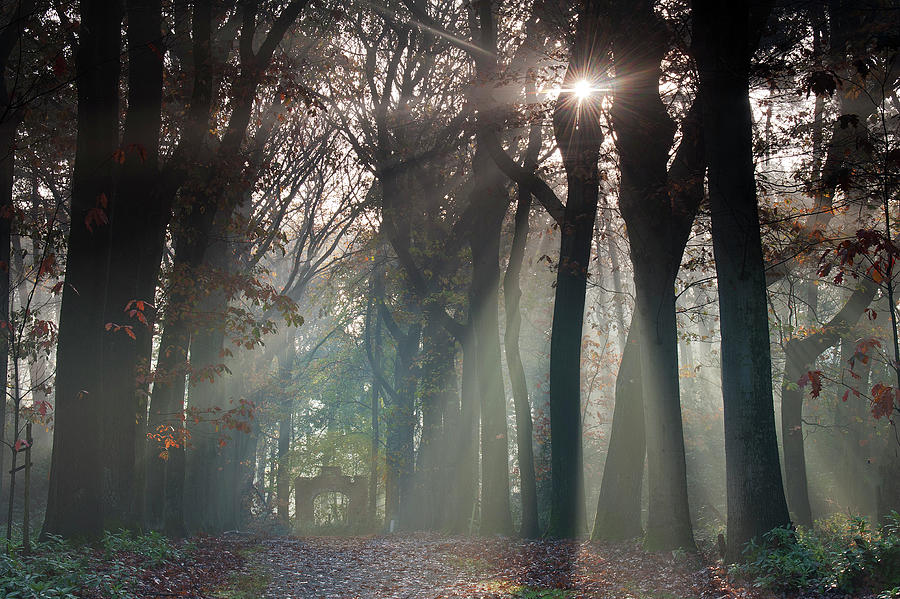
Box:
left=0, top=529, right=189, bottom=598
left=735, top=513, right=900, bottom=595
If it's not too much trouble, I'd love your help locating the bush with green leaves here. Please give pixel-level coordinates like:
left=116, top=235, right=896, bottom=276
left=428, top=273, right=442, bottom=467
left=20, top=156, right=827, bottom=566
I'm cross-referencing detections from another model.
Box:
left=736, top=513, right=900, bottom=595
left=101, top=528, right=185, bottom=567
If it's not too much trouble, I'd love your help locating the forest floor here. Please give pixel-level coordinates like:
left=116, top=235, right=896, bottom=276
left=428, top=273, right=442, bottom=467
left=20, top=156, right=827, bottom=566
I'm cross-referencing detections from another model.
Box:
left=228, top=533, right=763, bottom=599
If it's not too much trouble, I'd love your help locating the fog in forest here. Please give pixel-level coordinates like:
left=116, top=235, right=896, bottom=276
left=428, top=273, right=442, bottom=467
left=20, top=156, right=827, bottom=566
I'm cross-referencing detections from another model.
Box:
left=1, top=0, right=900, bottom=597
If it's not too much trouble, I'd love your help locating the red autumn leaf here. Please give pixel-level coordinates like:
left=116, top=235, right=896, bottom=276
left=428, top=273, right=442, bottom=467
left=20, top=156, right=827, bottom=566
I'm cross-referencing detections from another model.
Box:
left=52, top=54, right=67, bottom=77
left=84, top=207, right=108, bottom=232
left=871, top=383, right=897, bottom=419
left=37, top=253, right=56, bottom=278
left=798, top=370, right=823, bottom=398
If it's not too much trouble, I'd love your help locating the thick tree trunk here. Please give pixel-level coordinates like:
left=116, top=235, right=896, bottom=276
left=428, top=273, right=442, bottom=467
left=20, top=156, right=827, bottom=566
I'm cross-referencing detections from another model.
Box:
left=43, top=0, right=122, bottom=539
left=384, top=325, right=419, bottom=530
left=468, top=145, right=513, bottom=536
left=414, top=323, right=455, bottom=530
left=611, top=0, right=694, bottom=551
left=592, top=318, right=645, bottom=540
left=99, top=0, right=164, bottom=529
left=693, top=0, right=791, bottom=560
left=182, top=241, right=230, bottom=534
left=0, top=121, right=12, bottom=510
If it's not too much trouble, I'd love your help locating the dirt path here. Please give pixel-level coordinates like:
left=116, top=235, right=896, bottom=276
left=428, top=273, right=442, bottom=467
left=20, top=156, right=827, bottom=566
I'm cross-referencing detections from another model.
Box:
left=251, top=534, right=753, bottom=599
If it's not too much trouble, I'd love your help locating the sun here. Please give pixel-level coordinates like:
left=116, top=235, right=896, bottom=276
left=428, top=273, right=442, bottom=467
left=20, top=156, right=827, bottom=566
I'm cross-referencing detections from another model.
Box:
left=573, top=79, right=592, bottom=100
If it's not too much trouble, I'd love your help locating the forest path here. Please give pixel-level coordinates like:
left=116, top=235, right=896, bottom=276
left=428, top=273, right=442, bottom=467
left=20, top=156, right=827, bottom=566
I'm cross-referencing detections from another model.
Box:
left=250, top=533, right=748, bottom=599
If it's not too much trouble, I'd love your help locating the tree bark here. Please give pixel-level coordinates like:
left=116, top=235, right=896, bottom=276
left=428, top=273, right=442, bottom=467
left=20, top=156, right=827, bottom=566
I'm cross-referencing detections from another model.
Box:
left=545, top=0, right=605, bottom=539
left=467, top=144, right=513, bottom=536
left=781, top=277, right=878, bottom=527
left=504, top=184, right=540, bottom=538
left=43, top=0, right=123, bottom=539
left=692, top=0, right=792, bottom=560
left=611, top=0, right=694, bottom=551
left=592, top=317, right=645, bottom=540
left=99, top=0, right=165, bottom=529
left=276, top=334, right=295, bottom=527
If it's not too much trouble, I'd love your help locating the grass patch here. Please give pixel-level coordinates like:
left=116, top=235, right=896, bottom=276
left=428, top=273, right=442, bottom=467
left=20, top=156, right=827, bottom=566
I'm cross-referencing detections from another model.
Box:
left=478, top=580, right=575, bottom=598
left=445, top=553, right=492, bottom=575
left=620, top=581, right=687, bottom=599
left=214, top=545, right=271, bottom=599
left=508, top=586, right=576, bottom=598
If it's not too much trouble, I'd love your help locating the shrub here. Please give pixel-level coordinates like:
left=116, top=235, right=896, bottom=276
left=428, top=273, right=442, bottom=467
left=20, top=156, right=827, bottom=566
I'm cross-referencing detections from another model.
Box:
left=736, top=513, right=900, bottom=595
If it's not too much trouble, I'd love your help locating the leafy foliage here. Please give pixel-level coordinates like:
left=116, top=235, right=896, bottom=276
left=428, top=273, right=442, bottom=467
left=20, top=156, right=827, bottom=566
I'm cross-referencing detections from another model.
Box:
left=737, top=514, right=900, bottom=595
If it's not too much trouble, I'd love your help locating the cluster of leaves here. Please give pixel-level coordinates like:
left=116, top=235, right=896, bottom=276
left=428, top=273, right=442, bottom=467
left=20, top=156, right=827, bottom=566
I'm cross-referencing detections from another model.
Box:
left=0, top=530, right=187, bottom=598
left=798, top=335, right=900, bottom=420
left=736, top=514, right=900, bottom=595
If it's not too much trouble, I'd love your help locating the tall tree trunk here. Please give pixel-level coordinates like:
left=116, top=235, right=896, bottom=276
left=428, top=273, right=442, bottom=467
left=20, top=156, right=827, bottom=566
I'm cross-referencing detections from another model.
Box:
left=545, top=0, right=605, bottom=538
left=182, top=253, right=229, bottom=534
left=0, top=120, right=13, bottom=512
left=365, top=259, right=386, bottom=526
left=504, top=184, right=540, bottom=538
left=592, top=318, right=645, bottom=540
left=780, top=354, right=814, bottom=529
left=0, top=0, right=35, bottom=518
left=467, top=0, right=514, bottom=537
left=450, top=326, right=479, bottom=533
left=415, top=322, right=454, bottom=529
left=611, top=0, right=694, bottom=551
left=43, top=0, right=123, bottom=539
left=468, top=145, right=513, bottom=536
left=692, top=0, right=791, bottom=560
left=781, top=277, right=878, bottom=527
left=384, top=324, right=419, bottom=530
left=276, top=334, right=295, bottom=527
left=99, top=0, right=165, bottom=529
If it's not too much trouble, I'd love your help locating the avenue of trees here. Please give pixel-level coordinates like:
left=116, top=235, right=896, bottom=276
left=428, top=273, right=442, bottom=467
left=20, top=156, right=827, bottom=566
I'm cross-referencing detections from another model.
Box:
left=0, top=0, right=899, bottom=563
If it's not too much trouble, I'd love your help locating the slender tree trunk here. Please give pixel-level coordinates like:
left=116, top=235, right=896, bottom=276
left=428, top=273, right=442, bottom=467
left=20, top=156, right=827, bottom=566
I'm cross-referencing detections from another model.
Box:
left=780, top=352, right=814, bottom=528
left=43, top=0, right=123, bottom=539
left=693, top=0, right=792, bottom=559
left=276, top=335, right=295, bottom=527
left=368, top=308, right=382, bottom=527
left=545, top=0, right=605, bottom=538
left=450, top=327, right=479, bottom=533
left=504, top=184, right=540, bottom=538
